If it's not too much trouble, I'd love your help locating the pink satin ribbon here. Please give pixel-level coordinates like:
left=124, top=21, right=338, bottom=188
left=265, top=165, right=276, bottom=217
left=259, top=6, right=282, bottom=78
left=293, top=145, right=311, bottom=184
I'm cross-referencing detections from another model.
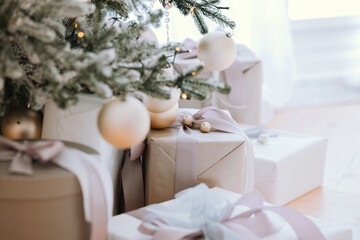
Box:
left=170, top=107, right=254, bottom=194
left=128, top=192, right=326, bottom=240
left=120, top=142, right=145, bottom=212
left=0, top=137, right=108, bottom=240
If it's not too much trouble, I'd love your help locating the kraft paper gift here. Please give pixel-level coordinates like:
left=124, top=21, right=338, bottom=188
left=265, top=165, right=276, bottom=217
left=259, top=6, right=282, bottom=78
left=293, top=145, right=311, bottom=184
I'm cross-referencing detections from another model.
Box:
left=107, top=185, right=352, bottom=240
left=242, top=125, right=328, bottom=206
left=176, top=43, right=262, bottom=125
left=145, top=125, right=248, bottom=205
left=41, top=94, right=123, bottom=188
left=0, top=139, right=112, bottom=240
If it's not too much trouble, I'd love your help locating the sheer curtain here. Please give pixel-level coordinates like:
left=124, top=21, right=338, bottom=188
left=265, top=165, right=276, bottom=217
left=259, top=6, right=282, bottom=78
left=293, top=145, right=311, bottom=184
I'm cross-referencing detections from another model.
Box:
left=153, top=0, right=294, bottom=123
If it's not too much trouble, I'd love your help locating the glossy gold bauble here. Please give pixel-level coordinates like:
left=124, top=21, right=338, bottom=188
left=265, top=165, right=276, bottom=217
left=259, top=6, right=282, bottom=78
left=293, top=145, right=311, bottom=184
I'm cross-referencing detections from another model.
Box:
left=97, top=96, right=150, bottom=149
left=1, top=108, right=43, bottom=140
left=144, top=88, right=180, bottom=113
left=149, top=103, right=178, bottom=129
left=197, top=31, right=237, bottom=71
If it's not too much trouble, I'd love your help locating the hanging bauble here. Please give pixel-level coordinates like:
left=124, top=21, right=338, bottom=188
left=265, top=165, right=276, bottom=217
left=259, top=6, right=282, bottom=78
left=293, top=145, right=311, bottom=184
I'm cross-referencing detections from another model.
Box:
left=1, top=108, right=43, bottom=140
left=139, top=28, right=159, bottom=46
left=144, top=87, right=180, bottom=113
left=149, top=103, right=179, bottom=129
left=197, top=31, right=237, bottom=71
left=97, top=96, right=150, bottom=149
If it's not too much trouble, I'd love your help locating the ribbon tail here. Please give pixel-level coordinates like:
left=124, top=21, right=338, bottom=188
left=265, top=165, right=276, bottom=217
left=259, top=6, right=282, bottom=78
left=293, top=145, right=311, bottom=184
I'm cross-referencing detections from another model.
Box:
left=9, top=152, right=33, bottom=175
left=122, top=150, right=145, bottom=212
left=80, top=156, right=108, bottom=240
left=174, top=127, right=199, bottom=193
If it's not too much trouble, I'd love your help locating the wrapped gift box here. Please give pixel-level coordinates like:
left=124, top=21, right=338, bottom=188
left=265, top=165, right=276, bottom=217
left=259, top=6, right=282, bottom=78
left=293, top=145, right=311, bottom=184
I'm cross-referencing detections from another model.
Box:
left=107, top=186, right=352, bottom=240
left=241, top=125, right=328, bottom=205
left=41, top=94, right=123, bottom=190
left=0, top=161, right=88, bottom=240
left=176, top=44, right=262, bottom=125
left=145, top=127, right=247, bottom=205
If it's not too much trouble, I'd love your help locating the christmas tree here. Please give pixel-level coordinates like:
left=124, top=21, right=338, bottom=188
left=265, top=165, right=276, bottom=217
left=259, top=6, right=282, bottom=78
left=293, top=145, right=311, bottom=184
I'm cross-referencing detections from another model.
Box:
left=0, top=0, right=234, bottom=116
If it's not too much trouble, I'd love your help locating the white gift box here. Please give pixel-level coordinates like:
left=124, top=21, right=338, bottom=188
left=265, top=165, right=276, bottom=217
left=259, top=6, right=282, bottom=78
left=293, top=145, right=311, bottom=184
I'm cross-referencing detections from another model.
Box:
left=41, top=94, right=123, bottom=189
left=107, top=187, right=352, bottom=240
left=176, top=44, right=262, bottom=125
left=241, top=125, right=328, bottom=206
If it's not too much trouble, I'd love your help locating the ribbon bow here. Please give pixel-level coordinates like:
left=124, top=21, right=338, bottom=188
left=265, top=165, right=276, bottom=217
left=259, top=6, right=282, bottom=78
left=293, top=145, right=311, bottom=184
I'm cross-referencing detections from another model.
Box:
left=0, top=137, right=64, bottom=175
left=128, top=184, right=326, bottom=240
left=169, top=107, right=254, bottom=194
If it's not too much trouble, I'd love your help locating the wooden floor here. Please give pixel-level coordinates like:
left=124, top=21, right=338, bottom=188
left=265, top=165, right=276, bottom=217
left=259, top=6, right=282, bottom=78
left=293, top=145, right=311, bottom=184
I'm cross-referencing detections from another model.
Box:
left=266, top=103, right=360, bottom=239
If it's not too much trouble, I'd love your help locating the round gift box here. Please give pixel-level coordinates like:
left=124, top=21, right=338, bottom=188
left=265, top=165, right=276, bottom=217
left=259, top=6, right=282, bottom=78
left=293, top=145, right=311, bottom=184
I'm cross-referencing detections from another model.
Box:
left=0, top=143, right=96, bottom=240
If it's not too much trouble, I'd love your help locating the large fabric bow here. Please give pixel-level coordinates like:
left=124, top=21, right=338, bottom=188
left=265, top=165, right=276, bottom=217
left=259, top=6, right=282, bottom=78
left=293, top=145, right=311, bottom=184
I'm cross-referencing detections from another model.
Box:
left=0, top=137, right=64, bottom=175
left=0, top=136, right=111, bottom=240
left=128, top=184, right=326, bottom=240
left=169, top=107, right=254, bottom=194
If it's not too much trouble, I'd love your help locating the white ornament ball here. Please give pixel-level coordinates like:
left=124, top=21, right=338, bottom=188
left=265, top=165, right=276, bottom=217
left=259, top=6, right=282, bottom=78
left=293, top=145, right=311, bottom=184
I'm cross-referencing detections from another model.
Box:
left=182, top=114, right=194, bottom=127
left=200, top=121, right=211, bottom=133
left=197, top=31, right=237, bottom=71
left=97, top=96, right=150, bottom=149
left=149, top=103, right=179, bottom=129
left=144, top=87, right=180, bottom=113
left=139, top=28, right=159, bottom=46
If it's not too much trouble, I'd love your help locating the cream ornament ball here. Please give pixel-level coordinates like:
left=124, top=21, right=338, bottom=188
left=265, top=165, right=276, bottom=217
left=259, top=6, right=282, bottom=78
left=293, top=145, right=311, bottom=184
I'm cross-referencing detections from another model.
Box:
left=149, top=103, right=178, bottom=129
left=197, top=31, right=237, bottom=71
left=97, top=96, right=150, bottom=149
left=144, top=87, right=180, bottom=113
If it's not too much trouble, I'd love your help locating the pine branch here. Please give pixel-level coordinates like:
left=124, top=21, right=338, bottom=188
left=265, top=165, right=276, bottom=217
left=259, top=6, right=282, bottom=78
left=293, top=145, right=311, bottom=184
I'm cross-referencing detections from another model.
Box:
left=161, top=0, right=236, bottom=34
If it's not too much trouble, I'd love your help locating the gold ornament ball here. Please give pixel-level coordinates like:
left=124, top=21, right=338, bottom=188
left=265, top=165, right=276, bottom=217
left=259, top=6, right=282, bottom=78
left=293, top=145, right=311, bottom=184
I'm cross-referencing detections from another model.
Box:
left=97, top=96, right=150, bottom=149
left=197, top=31, right=237, bottom=71
left=200, top=121, right=211, bottom=133
left=182, top=114, right=194, bottom=127
left=1, top=108, right=43, bottom=140
left=144, top=87, right=180, bottom=113
left=149, top=103, right=178, bottom=129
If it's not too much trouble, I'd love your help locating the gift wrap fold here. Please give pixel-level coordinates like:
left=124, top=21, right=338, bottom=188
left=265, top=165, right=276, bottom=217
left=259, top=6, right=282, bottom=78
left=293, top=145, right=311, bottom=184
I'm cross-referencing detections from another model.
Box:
left=242, top=125, right=328, bottom=205
left=107, top=185, right=352, bottom=240
left=176, top=40, right=262, bottom=125
left=145, top=107, right=253, bottom=205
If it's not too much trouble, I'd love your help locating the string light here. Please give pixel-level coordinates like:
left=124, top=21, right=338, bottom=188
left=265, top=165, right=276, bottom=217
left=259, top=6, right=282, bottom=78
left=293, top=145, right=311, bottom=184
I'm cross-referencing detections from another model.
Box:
left=191, top=72, right=196, bottom=76
left=164, top=0, right=172, bottom=43
left=181, top=93, right=188, bottom=100
left=77, top=32, right=85, bottom=38
left=189, top=7, right=195, bottom=13
left=175, top=47, right=181, bottom=52
left=74, top=23, right=78, bottom=28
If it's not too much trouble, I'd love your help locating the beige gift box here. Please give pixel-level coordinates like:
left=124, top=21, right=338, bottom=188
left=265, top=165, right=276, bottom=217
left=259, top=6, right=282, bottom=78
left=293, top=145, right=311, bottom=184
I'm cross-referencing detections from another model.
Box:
left=0, top=161, right=88, bottom=240
left=145, top=127, right=247, bottom=205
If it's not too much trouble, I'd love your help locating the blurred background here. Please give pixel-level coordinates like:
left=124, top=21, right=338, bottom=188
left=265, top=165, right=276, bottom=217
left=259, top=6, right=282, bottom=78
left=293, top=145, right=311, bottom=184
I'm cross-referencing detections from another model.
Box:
left=154, top=0, right=360, bottom=114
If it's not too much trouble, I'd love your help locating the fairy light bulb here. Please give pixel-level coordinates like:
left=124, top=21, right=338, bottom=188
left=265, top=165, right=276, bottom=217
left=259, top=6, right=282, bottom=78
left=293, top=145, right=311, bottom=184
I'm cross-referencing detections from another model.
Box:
left=74, top=23, right=78, bottom=28
left=77, top=32, right=85, bottom=38
left=181, top=93, right=188, bottom=100
left=189, top=7, right=195, bottom=13
left=191, top=72, right=196, bottom=76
